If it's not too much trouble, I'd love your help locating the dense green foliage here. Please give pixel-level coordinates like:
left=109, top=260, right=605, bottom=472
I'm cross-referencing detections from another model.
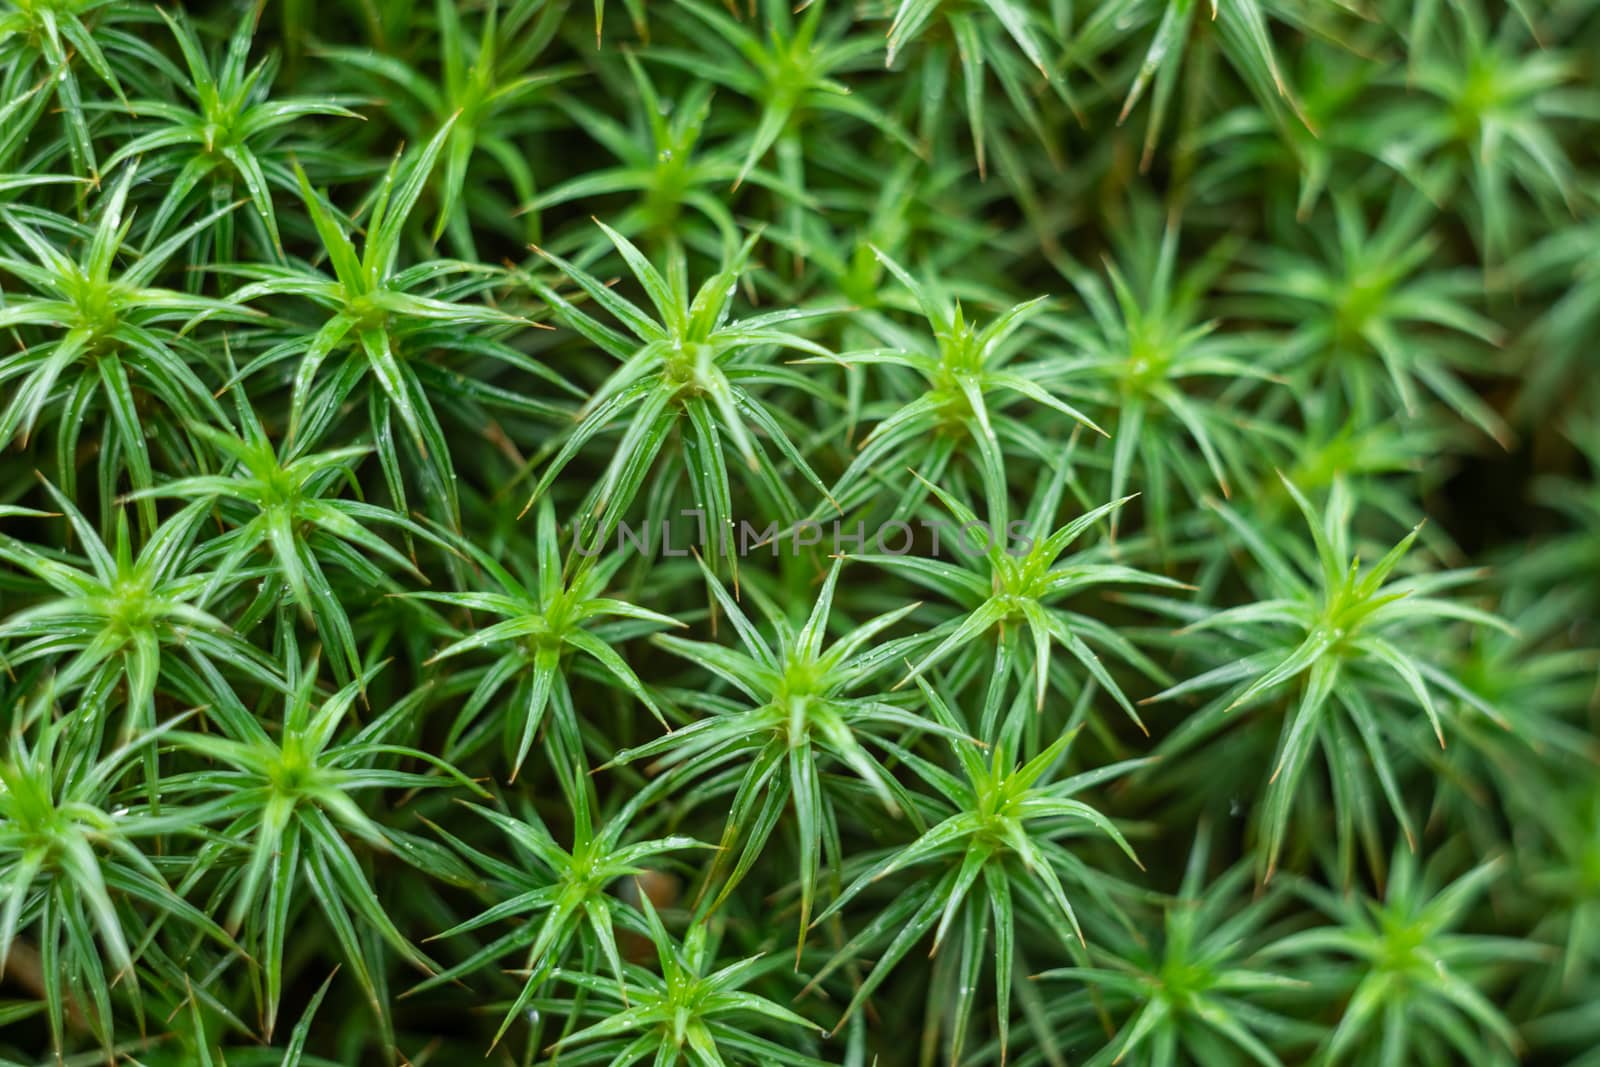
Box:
left=0, top=1, right=1597, bottom=1064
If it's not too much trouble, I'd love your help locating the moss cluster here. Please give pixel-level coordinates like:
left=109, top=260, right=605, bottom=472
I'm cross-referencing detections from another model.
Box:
left=1, top=2, right=1598, bottom=1065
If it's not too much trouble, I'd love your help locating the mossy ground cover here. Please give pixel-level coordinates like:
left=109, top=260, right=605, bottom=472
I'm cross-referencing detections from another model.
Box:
left=1, top=1, right=1598, bottom=1064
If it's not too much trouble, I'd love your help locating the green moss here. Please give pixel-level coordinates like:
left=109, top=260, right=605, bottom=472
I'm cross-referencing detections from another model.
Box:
left=0, top=0, right=1596, bottom=1064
